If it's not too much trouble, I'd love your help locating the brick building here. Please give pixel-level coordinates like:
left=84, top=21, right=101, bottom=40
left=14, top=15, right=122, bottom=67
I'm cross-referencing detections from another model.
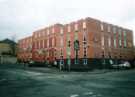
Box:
left=18, top=17, right=134, bottom=69
left=17, top=36, right=32, bottom=63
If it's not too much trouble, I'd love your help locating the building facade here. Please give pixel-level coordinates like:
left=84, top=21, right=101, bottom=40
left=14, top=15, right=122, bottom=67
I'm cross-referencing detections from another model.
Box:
left=17, top=36, right=32, bottom=63
left=18, top=17, right=134, bottom=69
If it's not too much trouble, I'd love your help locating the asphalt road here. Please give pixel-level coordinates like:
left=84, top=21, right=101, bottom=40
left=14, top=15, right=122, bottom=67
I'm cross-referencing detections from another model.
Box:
left=0, top=64, right=135, bottom=97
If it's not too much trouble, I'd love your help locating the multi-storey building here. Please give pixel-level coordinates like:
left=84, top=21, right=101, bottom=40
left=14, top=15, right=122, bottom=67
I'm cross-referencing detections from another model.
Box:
left=18, top=17, right=134, bottom=69
left=32, top=24, right=63, bottom=64
left=17, top=36, right=32, bottom=63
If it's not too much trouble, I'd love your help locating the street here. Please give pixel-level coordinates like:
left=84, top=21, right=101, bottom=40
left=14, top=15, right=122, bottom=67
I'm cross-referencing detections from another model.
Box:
left=0, top=64, right=135, bottom=97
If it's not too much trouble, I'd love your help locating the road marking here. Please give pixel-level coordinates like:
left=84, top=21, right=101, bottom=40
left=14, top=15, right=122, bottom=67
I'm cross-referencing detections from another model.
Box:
left=83, top=91, right=102, bottom=97
left=84, top=91, right=93, bottom=95
left=70, top=94, right=79, bottom=97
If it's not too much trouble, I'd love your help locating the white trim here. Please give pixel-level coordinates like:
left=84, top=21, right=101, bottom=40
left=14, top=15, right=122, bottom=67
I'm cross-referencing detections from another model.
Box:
left=60, top=28, right=63, bottom=34
left=100, top=23, right=104, bottom=31
left=47, top=29, right=49, bottom=35
left=68, top=25, right=71, bottom=32
left=75, top=23, right=78, bottom=31
left=108, top=37, right=111, bottom=47
left=52, top=27, right=54, bottom=33
left=101, top=36, right=104, bottom=46
left=83, top=21, right=86, bottom=29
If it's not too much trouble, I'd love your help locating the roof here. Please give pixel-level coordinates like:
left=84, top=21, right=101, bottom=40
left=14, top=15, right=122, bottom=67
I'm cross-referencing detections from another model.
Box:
left=0, top=39, right=17, bottom=45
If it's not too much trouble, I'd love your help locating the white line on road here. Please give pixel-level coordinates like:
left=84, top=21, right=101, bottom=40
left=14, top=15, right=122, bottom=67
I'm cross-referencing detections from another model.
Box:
left=70, top=94, right=79, bottom=97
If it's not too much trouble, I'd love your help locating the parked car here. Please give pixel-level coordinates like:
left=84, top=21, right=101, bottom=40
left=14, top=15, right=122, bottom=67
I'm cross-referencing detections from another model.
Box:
left=119, top=62, right=131, bottom=69
left=112, top=61, right=131, bottom=69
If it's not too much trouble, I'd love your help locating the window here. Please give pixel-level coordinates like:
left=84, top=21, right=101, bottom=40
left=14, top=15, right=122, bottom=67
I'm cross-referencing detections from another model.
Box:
left=67, top=47, right=71, bottom=56
left=68, top=40, right=71, bottom=47
left=36, top=33, right=38, bottom=38
left=74, top=59, right=79, bottom=64
left=75, top=31, right=78, bottom=40
left=52, top=38, right=54, bottom=46
left=67, top=58, right=71, bottom=65
left=40, top=40, right=43, bottom=48
left=113, top=27, right=116, bottom=33
left=83, top=36, right=87, bottom=47
left=83, top=47, right=87, bottom=57
left=39, top=33, right=41, bottom=37
left=67, top=34, right=71, bottom=56
left=101, top=36, right=104, bottom=46
left=119, top=39, right=122, bottom=47
left=75, top=23, right=78, bottom=31
left=124, top=31, right=127, bottom=47
left=39, top=40, right=41, bottom=49
left=118, top=30, right=122, bottom=47
left=108, top=25, right=111, bottom=32
left=43, top=40, right=44, bottom=48
left=60, top=37, right=63, bottom=47
left=47, top=39, right=49, bottom=47
left=114, top=38, right=116, bottom=48
left=34, top=42, right=37, bottom=49
left=60, top=49, right=63, bottom=56
left=52, top=28, right=54, bottom=33
left=108, top=37, right=111, bottom=47
left=47, top=29, right=49, bottom=35
left=100, top=23, right=104, bottom=31
left=43, top=31, right=45, bottom=36
left=68, top=25, right=71, bottom=32
left=60, top=28, right=63, bottom=34
left=83, top=21, right=86, bottom=29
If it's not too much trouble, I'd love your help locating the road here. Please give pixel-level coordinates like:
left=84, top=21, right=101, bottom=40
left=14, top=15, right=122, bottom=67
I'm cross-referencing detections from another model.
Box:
left=0, top=64, right=135, bottom=97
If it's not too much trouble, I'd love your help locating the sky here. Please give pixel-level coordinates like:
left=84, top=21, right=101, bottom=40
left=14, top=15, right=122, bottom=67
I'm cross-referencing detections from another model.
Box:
left=0, top=0, right=135, bottom=44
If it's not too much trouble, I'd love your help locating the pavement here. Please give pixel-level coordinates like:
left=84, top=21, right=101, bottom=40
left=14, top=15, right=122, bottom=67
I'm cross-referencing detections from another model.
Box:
left=0, top=64, right=135, bottom=97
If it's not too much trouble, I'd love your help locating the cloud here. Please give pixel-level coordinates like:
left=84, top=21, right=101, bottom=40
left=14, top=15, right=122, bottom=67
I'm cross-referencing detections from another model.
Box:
left=0, top=0, right=135, bottom=44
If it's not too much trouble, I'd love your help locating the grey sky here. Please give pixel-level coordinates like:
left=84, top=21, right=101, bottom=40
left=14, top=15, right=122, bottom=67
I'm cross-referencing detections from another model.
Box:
left=0, top=0, right=135, bottom=44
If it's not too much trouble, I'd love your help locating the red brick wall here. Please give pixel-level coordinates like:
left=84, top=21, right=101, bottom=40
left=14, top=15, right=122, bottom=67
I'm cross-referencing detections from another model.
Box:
left=18, top=17, right=134, bottom=62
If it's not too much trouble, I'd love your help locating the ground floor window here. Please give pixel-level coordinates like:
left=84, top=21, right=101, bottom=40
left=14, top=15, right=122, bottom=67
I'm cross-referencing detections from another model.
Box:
left=83, top=58, right=87, bottom=65
left=102, top=59, right=106, bottom=65
left=109, top=59, right=113, bottom=65
left=60, top=60, right=64, bottom=65
left=74, top=59, right=79, bottom=64
left=67, top=58, right=71, bottom=65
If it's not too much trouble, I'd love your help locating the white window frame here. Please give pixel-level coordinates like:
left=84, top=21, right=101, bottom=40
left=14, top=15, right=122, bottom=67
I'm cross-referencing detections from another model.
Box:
left=52, top=27, right=54, bottom=34
left=108, top=37, right=111, bottom=47
left=52, top=38, right=54, bottom=46
left=83, top=31, right=87, bottom=57
left=100, top=23, right=104, bottom=31
left=60, top=28, right=63, bottom=34
left=68, top=25, right=71, bottom=32
left=43, top=40, right=44, bottom=48
left=113, top=27, right=116, bottom=33
left=38, top=33, right=40, bottom=37
left=83, top=58, right=87, bottom=65
left=118, top=29, right=122, bottom=47
left=101, top=36, right=104, bottom=46
left=108, top=25, right=111, bottom=32
left=47, top=39, right=49, bottom=47
left=60, top=37, right=63, bottom=47
left=39, top=40, right=40, bottom=49
left=47, top=29, right=49, bottom=35
left=114, top=39, right=116, bottom=48
left=123, top=31, right=127, bottom=47
left=83, top=21, right=86, bottom=29
left=75, top=23, right=78, bottom=31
